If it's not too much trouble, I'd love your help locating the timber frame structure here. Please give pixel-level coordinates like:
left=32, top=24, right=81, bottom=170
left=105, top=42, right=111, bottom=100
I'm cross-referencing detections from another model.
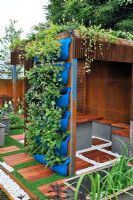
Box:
left=11, top=32, right=133, bottom=176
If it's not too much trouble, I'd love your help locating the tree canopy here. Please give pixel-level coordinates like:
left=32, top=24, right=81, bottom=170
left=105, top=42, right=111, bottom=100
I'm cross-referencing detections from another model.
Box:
left=45, top=0, right=133, bottom=33
left=0, top=20, right=23, bottom=79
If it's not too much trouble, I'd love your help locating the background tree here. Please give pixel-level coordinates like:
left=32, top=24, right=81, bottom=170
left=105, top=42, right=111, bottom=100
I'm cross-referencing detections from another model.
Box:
left=0, top=20, right=23, bottom=79
left=45, top=0, right=133, bottom=33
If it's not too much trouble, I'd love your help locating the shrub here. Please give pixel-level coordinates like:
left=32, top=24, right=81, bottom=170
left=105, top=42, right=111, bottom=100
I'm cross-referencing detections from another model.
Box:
left=9, top=113, right=24, bottom=129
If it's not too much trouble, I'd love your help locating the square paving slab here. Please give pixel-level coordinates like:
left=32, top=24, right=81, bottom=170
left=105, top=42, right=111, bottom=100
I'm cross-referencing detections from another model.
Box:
left=92, top=138, right=110, bottom=146
left=17, top=164, right=54, bottom=182
left=81, top=149, right=116, bottom=163
left=75, top=157, right=94, bottom=171
left=2, top=153, right=33, bottom=166
left=0, top=146, right=20, bottom=154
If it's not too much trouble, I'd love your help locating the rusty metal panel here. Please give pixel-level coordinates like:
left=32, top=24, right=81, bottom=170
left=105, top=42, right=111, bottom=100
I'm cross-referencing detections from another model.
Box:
left=73, top=38, right=133, bottom=63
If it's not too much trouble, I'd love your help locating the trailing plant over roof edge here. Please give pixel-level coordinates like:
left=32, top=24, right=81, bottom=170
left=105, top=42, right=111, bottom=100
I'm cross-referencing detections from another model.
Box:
left=11, top=22, right=133, bottom=166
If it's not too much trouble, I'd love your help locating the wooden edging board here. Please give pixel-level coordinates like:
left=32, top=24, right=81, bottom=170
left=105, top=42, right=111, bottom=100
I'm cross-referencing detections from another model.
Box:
left=0, top=164, right=38, bottom=200
left=0, top=184, right=14, bottom=200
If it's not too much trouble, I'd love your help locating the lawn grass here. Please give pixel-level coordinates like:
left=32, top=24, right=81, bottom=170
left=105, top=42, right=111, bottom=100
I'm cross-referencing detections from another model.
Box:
left=4, top=136, right=24, bottom=149
left=9, top=128, right=24, bottom=135
left=0, top=128, right=64, bottom=199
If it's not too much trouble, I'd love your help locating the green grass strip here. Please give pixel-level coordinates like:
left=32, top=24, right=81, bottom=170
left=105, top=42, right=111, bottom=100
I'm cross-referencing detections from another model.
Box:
left=14, top=160, right=38, bottom=170
left=4, top=136, right=24, bottom=149
left=9, top=128, right=24, bottom=135
left=0, top=149, right=25, bottom=159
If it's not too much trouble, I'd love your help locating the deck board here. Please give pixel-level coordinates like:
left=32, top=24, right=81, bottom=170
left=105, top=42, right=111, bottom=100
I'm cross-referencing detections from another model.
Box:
left=2, top=153, right=33, bottom=166
left=0, top=146, right=20, bottom=154
left=17, top=164, right=54, bottom=181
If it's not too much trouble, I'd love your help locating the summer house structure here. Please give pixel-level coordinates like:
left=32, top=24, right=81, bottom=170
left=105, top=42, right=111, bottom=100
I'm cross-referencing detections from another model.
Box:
left=11, top=31, right=133, bottom=176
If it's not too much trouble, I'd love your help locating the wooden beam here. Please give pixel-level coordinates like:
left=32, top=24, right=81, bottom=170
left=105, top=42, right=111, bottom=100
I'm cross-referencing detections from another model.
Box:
left=129, top=64, right=133, bottom=156
left=12, top=65, right=17, bottom=113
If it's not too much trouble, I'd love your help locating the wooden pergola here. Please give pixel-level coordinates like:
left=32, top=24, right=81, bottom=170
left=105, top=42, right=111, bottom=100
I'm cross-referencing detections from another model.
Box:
left=11, top=32, right=133, bottom=175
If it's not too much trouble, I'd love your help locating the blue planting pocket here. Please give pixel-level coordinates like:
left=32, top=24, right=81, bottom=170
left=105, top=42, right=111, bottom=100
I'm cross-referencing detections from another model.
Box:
left=58, top=38, right=72, bottom=61
left=34, top=154, right=48, bottom=165
left=54, top=62, right=71, bottom=85
left=56, top=134, right=70, bottom=156
left=60, top=111, right=71, bottom=133
left=51, top=158, right=70, bottom=176
left=56, top=87, right=71, bottom=108
left=34, top=154, right=70, bottom=176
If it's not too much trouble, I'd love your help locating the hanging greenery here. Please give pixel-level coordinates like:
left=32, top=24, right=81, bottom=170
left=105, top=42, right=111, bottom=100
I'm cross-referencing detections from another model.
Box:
left=24, top=23, right=69, bottom=166
left=11, top=21, right=133, bottom=166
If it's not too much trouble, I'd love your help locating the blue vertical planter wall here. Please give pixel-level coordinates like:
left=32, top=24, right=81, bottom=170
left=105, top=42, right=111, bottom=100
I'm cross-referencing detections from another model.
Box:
left=33, top=37, right=72, bottom=176
left=34, top=154, right=70, bottom=176
left=55, top=62, right=71, bottom=85
left=58, top=38, right=72, bottom=61
left=56, top=87, right=71, bottom=108
left=60, top=111, right=71, bottom=133
left=56, top=134, right=70, bottom=156
left=34, top=37, right=72, bottom=63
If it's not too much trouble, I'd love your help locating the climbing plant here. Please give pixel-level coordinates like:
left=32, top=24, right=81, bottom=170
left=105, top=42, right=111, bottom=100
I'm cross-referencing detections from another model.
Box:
left=24, top=23, right=69, bottom=166
left=11, top=21, right=133, bottom=166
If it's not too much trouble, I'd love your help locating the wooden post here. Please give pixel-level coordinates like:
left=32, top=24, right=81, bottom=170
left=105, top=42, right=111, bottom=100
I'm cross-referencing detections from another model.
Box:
left=69, top=58, right=77, bottom=175
left=12, top=65, right=17, bottom=113
left=24, top=59, right=33, bottom=146
left=67, top=36, right=77, bottom=176
left=129, top=64, right=133, bottom=156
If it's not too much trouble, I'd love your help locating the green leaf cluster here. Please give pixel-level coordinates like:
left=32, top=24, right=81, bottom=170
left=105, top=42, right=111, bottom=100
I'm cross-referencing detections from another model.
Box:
left=75, top=156, right=133, bottom=200
left=25, top=24, right=69, bottom=166
left=45, top=0, right=133, bottom=34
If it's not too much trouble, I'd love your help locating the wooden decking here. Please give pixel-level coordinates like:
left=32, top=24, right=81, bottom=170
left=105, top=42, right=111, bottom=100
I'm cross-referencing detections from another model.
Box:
left=92, top=138, right=110, bottom=146
left=2, top=153, right=33, bottom=166
left=77, top=113, right=102, bottom=124
left=0, top=146, right=20, bottom=154
left=75, top=157, right=94, bottom=171
left=112, top=129, right=129, bottom=138
left=17, top=164, right=54, bottom=182
left=81, top=149, right=116, bottom=163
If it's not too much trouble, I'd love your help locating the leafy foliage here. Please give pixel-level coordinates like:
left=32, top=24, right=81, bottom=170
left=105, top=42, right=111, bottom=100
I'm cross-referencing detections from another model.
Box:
left=45, top=0, right=133, bottom=33
left=0, top=20, right=23, bottom=79
left=9, top=113, right=24, bottom=129
left=74, top=156, right=133, bottom=199
left=25, top=23, right=69, bottom=166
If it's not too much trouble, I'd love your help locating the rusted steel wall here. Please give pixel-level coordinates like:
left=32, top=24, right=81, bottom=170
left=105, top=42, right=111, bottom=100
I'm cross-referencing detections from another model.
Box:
left=77, top=60, right=86, bottom=113
left=73, top=38, right=133, bottom=63
left=0, top=79, right=24, bottom=100
left=85, top=61, right=131, bottom=123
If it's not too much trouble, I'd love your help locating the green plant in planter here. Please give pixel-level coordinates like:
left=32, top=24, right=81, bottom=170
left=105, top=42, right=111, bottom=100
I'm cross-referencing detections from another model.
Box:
left=74, top=156, right=133, bottom=200
left=26, top=62, right=68, bottom=166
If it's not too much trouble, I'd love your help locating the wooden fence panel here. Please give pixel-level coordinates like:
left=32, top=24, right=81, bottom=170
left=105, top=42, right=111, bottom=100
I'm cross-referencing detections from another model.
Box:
left=0, top=79, right=24, bottom=101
